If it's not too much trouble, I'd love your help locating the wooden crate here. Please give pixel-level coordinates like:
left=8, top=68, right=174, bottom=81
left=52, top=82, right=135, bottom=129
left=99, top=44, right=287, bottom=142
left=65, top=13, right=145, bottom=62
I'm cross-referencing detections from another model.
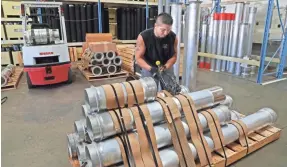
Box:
left=1, top=52, right=11, bottom=65
left=1, top=1, right=30, bottom=17
left=1, top=67, right=23, bottom=91
left=69, top=47, right=83, bottom=62
left=1, top=24, right=6, bottom=40
left=5, top=24, right=27, bottom=40
left=108, top=8, right=117, bottom=23
left=109, top=23, right=117, bottom=38
left=68, top=125, right=281, bottom=167
left=12, top=51, right=22, bottom=65
left=78, top=64, right=129, bottom=81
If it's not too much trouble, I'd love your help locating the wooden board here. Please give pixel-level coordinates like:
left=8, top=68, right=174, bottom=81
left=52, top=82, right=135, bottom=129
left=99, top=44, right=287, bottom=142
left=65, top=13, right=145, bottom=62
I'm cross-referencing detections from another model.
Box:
left=78, top=65, right=129, bottom=81
left=68, top=123, right=281, bottom=167
left=1, top=67, right=23, bottom=91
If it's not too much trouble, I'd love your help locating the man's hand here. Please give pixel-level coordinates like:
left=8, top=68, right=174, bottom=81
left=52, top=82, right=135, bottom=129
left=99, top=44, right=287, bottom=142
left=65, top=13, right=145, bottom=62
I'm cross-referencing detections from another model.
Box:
left=150, top=66, right=158, bottom=75
left=159, top=65, right=167, bottom=72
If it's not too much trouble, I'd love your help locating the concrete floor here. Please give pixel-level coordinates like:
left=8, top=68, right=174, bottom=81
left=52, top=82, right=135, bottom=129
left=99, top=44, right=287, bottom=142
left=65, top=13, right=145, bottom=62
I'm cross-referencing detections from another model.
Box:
left=2, top=68, right=287, bottom=167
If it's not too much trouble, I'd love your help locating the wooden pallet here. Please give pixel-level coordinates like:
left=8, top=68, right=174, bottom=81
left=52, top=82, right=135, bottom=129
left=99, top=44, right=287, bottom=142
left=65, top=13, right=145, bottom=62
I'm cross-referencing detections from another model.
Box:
left=68, top=124, right=281, bottom=167
left=1, top=67, right=23, bottom=91
left=78, top=64, right=129, bottom=81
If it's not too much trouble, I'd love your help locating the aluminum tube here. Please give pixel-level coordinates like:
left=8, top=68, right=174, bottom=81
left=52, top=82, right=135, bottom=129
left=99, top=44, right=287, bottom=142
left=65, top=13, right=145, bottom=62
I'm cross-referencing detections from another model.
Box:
left=106, top=51, right=116, bottom=60
left=165, top=0, right=170, bottom=14
left=107, top=65, right=117, bottom=74
left=235, top=23, right=249, bottom=76
left=84, top=108, right=277, bottom=167
left=205, top=1, right=216, bottom=69
left=84, top=77, right=157, bottom=111
left=113, top=56, right=122, bottom=66
left=242, top=3, right=250, bottom=24
left=67, top=133, right=80, bottom=158
left=171, top=3, right=182, bottom=82
left=228, top=2, right=244, bottom=73
left=182, top=1, right=201, bottom=90
left=90, top=59, right=98, bottom=66
left=210, top=15, right=219, bottom=71
left=199, top=21, right=208, bottom=68
left=215, top=14, right=226, bottom=72
left=102, top=58, right=111, bottom=67
left=246, top=7, right=257, bottom=63
left=158, top=0, right=163, bottom=14
left=93, top=52, right=104, bottom=62
left=74, top=119, right=86, bottom=142
left=91, top=66, right=102, bottom=76
left=227, top=16, right=234, bottom=71
left=76, top=143, right=87, bottom=164
left=222, top=16, right=231, bottom=72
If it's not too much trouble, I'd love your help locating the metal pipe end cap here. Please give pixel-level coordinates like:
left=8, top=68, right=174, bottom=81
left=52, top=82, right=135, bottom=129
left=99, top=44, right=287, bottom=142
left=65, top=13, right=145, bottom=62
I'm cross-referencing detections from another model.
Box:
left=258, top=108, right=278, bottom=123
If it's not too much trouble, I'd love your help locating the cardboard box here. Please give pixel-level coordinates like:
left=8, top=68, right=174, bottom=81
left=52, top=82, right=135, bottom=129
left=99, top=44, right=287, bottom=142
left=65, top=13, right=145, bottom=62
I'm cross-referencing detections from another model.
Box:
left=85, top=33, right=113, bottom=43
left=88, top=42, right=117, bottom=53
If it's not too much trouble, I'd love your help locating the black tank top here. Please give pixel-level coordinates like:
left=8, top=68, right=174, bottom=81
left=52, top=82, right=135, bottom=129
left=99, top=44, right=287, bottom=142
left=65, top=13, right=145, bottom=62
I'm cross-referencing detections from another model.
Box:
left=140, top=28, right=176, bottom=67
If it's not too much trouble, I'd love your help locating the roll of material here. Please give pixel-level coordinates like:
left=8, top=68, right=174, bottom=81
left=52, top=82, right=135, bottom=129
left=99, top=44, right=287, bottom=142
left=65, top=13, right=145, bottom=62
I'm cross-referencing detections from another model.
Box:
left=106, top=51, right=116, bottom=60
left=69, top=5, right=76, bottom=42
left=63, top=4, right=71, bottom=42
left=86, top=4, right=93, bottom=33
left=92, top=4, right=99, bottom=33
left=136, top=8, right=141, bottom=36
left=93, top=52, right=104, bottom=62
left=91, top=66, right=102, bottom=76
left=81, top=5, right=87, bottom=42
left=90, top=59, right=99, bottom=66
left=103, top=7, right=110, bottom=33
left=107, top=65, right=117, bottom=74
left=141, top=7, right=146, bottom=31
left=75, top=4, right=82, bottom=42
left=126, top=8, right=131, bottom=40
left=113, top=56, right=122, bottom=66
left=102, top=58, right=111, bottom=67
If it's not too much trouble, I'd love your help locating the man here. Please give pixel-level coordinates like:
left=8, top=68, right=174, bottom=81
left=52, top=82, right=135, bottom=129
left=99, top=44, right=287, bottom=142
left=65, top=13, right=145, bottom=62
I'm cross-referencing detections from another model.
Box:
left=135, top=13, right=178, bottom=83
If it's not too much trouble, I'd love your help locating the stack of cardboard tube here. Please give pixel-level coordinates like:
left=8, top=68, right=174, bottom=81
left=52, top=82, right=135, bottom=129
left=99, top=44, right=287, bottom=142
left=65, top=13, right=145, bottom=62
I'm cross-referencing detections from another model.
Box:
left=67, top=77, right=277, bottom=167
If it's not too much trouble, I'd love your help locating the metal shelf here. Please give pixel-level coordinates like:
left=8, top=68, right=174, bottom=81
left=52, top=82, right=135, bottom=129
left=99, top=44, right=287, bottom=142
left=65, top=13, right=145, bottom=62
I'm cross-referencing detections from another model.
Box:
left=61, top=0, right=157, bottom=6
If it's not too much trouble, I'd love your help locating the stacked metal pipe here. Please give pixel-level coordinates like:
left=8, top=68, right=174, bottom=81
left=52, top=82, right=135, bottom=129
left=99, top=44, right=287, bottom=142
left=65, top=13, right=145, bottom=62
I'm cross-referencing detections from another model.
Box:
left=88, top=51, right=122, bottom=76
left=1, top=64, right=15, bottom=87
left=198, top=2, right=259, bottom=78
left=66, top=76, right=278, bottom=167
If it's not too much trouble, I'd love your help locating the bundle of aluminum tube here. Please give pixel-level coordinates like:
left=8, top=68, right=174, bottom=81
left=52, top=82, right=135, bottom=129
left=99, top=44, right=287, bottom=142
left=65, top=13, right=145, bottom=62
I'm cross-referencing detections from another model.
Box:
left=66, top=76, right=278, bottom=167
left=89, top=51, right=122, bottom=76
left=199, top=2, right=258, bottom=78
left=1, top=64, right=15, bottom=87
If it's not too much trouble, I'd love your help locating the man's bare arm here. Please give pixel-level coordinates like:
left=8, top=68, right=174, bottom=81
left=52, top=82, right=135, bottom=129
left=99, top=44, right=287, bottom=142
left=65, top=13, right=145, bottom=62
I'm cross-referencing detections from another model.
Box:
left=135, top=35, right=152, bottom=71
left=164, top=36, right=178, bottom=69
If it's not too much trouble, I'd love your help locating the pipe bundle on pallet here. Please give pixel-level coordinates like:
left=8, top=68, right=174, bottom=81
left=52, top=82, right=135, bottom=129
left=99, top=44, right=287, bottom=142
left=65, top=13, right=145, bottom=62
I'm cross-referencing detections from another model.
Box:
left=66, top=76, right=278, bottom=167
